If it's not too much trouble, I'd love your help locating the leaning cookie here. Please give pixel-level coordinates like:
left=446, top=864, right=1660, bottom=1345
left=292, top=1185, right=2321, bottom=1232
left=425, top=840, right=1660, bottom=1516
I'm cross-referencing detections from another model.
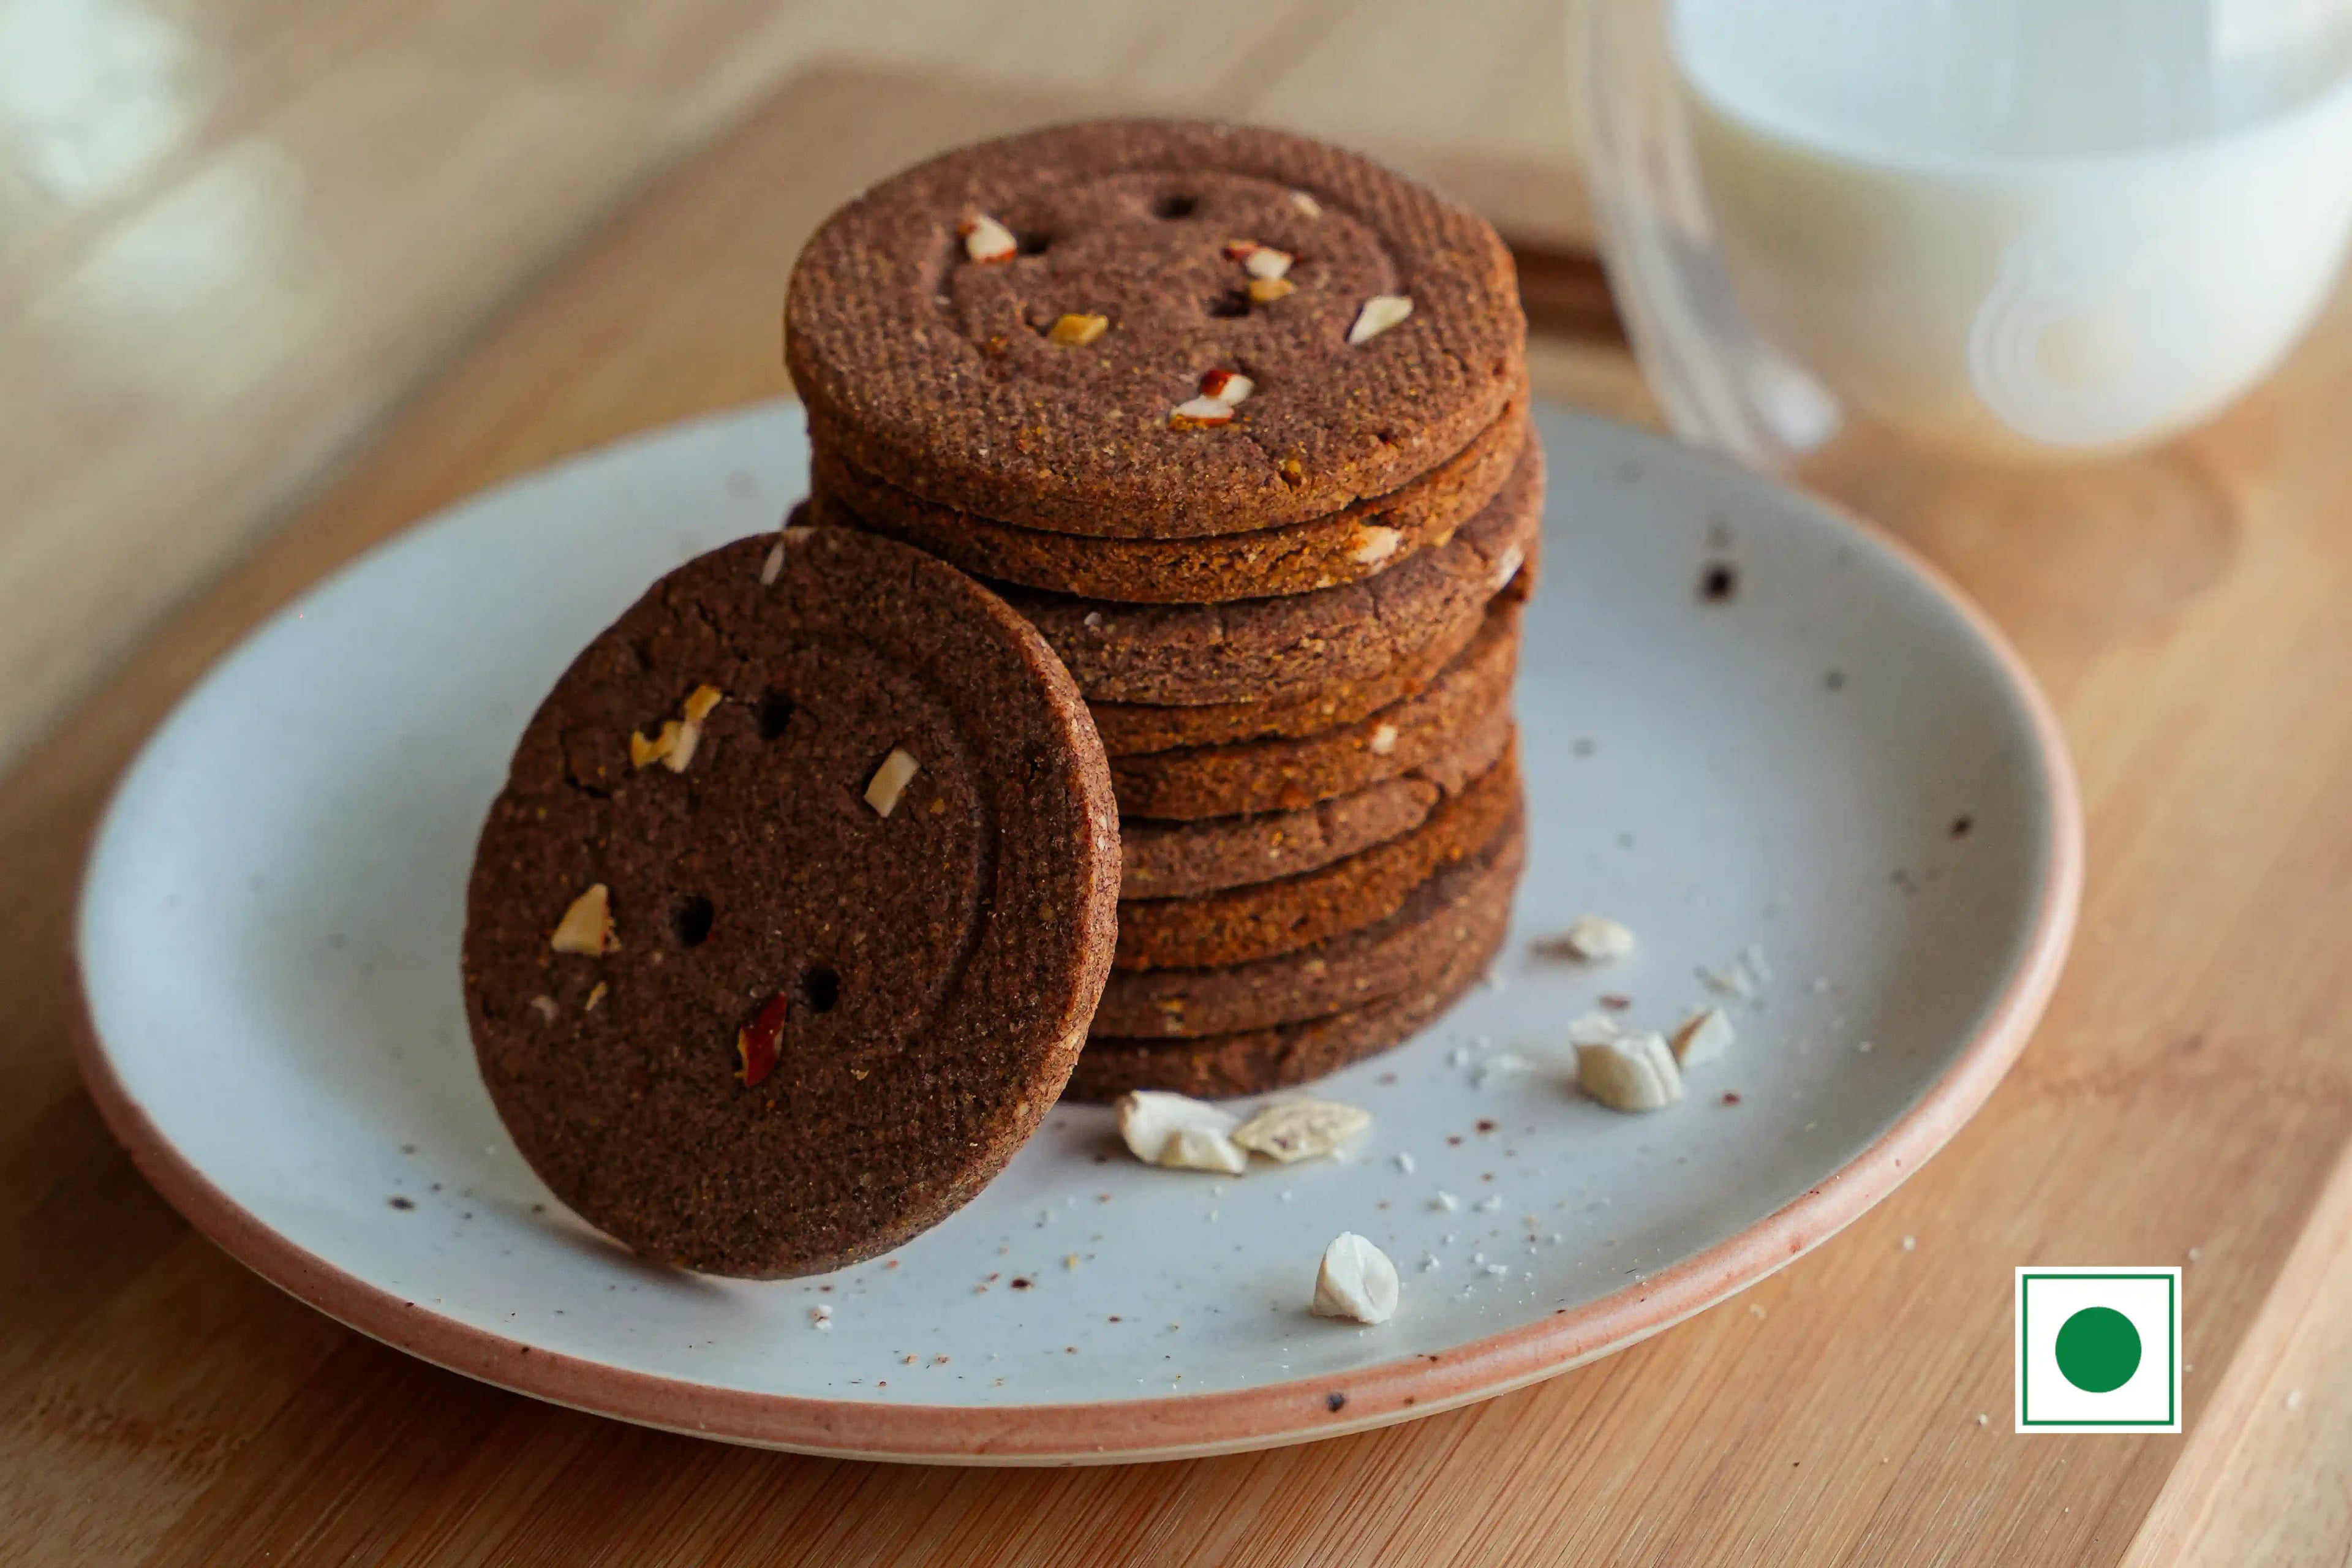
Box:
left=812, top=399, right=1525, bottom=603
left=461, top=526, right=1120, bottom=1278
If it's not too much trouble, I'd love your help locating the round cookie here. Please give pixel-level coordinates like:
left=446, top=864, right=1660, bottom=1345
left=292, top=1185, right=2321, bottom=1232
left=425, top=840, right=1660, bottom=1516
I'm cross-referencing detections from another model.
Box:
left=1006, top=439, right=1542, bottom=706
left=813, top=400, right=1526, bottom=603
left=785, top=119, right=1526, bottom=540
left=1109, top=598, right=1518, bottom=819
left=1120, top=712, right=1510, bottom=900
left=1114, top=739, right=1520, bottom=971
left=1069, top=886, right=1510, bottom=1101
left=1087, top=544, right=1536, bottom=755
left=462, top=526, right=1121, bottom=1278
left=1096, top=815, right=1524, bottom=1037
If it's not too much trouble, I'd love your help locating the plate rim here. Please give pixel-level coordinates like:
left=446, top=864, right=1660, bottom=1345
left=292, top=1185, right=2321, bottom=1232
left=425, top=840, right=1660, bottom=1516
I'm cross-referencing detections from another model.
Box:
left=70, top=406, right=2083, bottom=1464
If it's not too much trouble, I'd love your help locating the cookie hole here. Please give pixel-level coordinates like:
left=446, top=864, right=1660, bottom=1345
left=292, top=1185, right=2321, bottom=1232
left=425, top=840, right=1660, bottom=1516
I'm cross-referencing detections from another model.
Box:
left=755, top=688, right=796, bottom=740
left=1205, top=289, right=1251, bottom=319
left=797, top=965, right=840, bottom=1015
left=671, top=896, right=715, bottom=948
left=1015, top=229, right=1051, bottom=256
left=1155, top=194, right=1197, bottom=220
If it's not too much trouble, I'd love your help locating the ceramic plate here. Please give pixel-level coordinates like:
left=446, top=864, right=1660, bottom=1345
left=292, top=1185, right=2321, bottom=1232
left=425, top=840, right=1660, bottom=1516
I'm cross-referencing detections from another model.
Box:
left=75, top=402, right=2079, bottom=1463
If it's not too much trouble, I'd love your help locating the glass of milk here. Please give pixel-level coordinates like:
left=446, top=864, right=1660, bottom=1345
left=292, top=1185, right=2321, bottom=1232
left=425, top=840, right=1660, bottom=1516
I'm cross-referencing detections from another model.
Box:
left=1578, top=0, right=2352, bottom=467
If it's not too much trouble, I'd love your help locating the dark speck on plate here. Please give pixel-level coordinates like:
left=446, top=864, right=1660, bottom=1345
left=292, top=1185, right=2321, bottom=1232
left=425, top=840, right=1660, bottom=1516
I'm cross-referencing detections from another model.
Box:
left=1950, top=815, right=1974, bottom=838
left=1572, top=737, right=1597, bottom=758
left=1824, top=669, right=1847, bottom=691
left=1327, top=1392, right=1348, bottom=1412
left=1700, top=562, right=1738, bottom=602
left=1599, top=993, right=1632, bottom=1011
left=1011, top=1277, right=1033, bottom=1290
left=1476, top=1119, right=1497, bottom=1134
left=1722, top=1091, right=1743, bottom=1106
left=388, top=1196, right=413, bottom=1210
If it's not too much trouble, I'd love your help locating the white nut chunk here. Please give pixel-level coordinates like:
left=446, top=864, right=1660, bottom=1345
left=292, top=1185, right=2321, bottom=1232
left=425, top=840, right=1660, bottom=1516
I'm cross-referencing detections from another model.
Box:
left=864, top=747, right=920, bottom=817
left=957, top=211, right=1017, bottom=263
left=1233, top=1099, right=1370, bottom=1163
left=1117, top=1090, right=1246, bottom=1174
left=549, top=883, right=618, bottom=955
left=1577, top=1030, right=1684, bottom=1112
left=1313, top=1232, right=1400, bottom=1324
left=1558, top=913, right=1638, bottom=962
left=1347, top=294, right=1413, bottom=344
left=1670, top=1006, right=1736, bottom=1068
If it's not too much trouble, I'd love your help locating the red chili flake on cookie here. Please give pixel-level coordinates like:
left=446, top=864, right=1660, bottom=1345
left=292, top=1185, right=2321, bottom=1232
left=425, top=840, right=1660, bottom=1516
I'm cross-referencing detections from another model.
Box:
left=736, top=993, right=791, bottom=1087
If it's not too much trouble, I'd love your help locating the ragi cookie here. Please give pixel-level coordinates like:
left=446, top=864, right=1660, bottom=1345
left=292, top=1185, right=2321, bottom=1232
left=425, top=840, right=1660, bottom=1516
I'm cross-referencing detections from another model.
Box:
left=1086, top=545, right=1536, bottom=755
left=1006, top=439, right=1542, bottom=706
left=785, top=119, right=1526, bottom=540
left=811, top=399, right=1526, bottom=603
left=1120, top=711, right=1510, bottom=900
left=462, top=526, right=1120, bottom=1278
left=1114, top=739, right=1520, bottom=971
left=1096, top=815, right=1524, bottom=1037
left=1069, top=880, right=1512, bottom=1101
left=1109, top=598, right=1518, bottom=820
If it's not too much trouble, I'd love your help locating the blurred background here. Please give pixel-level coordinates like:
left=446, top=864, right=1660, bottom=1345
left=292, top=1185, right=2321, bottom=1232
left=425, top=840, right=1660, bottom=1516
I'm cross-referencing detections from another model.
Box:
left=0, top=0, right=1610, bottom=780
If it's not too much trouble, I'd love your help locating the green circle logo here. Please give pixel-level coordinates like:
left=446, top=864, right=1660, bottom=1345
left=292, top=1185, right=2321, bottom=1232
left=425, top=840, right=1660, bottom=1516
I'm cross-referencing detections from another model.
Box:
left=2055, top=1306, right=2142, bottom=1393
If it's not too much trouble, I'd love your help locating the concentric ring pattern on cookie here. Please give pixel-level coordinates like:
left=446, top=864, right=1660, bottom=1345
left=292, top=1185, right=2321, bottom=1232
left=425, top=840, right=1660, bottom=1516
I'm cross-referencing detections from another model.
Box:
left=785, top=119, right=1526, bottom=540
left=462, top=527, right=1120, bottom=1278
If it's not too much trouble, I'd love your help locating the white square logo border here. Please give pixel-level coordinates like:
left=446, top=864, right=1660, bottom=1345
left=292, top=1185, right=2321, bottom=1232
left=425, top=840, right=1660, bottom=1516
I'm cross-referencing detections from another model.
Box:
left=2015, top=1267, right=2181, bottom=1434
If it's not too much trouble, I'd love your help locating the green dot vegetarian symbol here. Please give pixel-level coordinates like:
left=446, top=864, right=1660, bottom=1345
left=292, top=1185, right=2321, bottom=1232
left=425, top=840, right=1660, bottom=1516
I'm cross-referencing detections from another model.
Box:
left=2054, top=1306, right=2141, bottom=1393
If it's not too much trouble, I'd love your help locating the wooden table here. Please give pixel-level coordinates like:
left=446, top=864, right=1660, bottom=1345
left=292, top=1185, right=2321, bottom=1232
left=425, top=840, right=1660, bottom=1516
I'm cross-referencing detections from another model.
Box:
left=9, top=63, right=2352, bottom=1567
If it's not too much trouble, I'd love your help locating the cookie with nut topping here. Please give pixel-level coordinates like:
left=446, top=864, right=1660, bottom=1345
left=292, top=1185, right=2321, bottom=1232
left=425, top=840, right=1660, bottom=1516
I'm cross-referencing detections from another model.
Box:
left=784, top=118, right=1525, bottom=540
left=461, top=526, right=1120, bottom=1278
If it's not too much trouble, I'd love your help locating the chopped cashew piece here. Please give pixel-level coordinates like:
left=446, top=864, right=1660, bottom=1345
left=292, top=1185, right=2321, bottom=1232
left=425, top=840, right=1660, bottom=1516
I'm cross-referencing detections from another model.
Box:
left=1313, top=1233, right=1400, bottom=1324
left=1578, top=1031, right=1684, bottom=1112
left=1351, top=526, right=1402, bottom=565
left=958, top=211, right=1017, bottom=263
left=1368, top=723, right=1400, bottom=756
left=864, top=748, right=920, bottom=816
left=1118, top=1091, right=1245, bottom=1174
left=1243, top=246, right=1294, bottom=281
left=1671, top=1006, right=1736, bottom=1068
left=1234, top=1099, right=1370, bottom=1163
left=1247, top=276, right=1296, bottom=303
left=550, top=884, right=617, bottom=956
left=1348, top=295, right=1413, bottom=344
left=1169, top=395, right=1235, bottom=429
left=1559, top=913, right=1638, bottom=962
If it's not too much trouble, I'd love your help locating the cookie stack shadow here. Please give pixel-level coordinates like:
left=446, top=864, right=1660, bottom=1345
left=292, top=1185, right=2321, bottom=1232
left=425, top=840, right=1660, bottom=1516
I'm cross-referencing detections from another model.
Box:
left=789, top=121, right=1536, bottom=1100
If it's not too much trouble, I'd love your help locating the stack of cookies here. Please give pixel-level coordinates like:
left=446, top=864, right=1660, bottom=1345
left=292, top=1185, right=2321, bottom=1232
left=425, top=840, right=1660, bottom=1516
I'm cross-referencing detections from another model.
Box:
left=788, top=120, right=1536, bottom=1102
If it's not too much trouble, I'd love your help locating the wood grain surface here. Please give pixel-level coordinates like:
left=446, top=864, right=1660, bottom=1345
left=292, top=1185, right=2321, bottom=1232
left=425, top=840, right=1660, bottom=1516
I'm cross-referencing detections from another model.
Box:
left=9, top=60, right=2352, bottom=1568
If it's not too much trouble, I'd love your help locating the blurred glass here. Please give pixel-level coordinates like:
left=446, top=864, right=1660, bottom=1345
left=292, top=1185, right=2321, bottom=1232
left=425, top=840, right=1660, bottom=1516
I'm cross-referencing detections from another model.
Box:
left=1577, top=0, right=2352, bottom=470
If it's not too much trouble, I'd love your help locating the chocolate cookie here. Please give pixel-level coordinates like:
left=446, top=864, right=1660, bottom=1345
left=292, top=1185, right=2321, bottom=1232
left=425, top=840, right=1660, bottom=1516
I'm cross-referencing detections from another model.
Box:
left=462, top=526, right=1120, bottom=1278
left=1114, top=739, right=1520, bottom=971
left=1097, top=815, right=1523, bottom=1037
left=785, top=119, right=1525, bottom=540
left=1069, top=882, right=1510, bottom=1100
left=1087, top=544, right=1536, bottom=755
left=1109, top=598, right=1518, bottom=819
left=1120, top=712, right=1510, bottom=900
left=812, top=401, right=1526, bottom=603
left=1006, top=439, right=1542, bottom=706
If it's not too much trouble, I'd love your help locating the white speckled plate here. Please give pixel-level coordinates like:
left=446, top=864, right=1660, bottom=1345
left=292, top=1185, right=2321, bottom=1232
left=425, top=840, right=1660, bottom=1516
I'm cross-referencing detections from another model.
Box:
left=75, top=402, right=2079, bottom=1463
